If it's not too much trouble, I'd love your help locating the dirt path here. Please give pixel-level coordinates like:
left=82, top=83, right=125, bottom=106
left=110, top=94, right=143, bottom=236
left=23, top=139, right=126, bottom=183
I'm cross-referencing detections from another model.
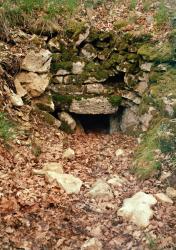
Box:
left=0, top=119, right=175, bottom=249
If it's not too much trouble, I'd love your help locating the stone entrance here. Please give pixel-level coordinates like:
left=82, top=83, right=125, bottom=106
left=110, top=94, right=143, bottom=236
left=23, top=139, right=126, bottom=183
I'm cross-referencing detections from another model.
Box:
left=71, top=107, right=124, bottom=134
left=72, top=114, right=110, bottom=133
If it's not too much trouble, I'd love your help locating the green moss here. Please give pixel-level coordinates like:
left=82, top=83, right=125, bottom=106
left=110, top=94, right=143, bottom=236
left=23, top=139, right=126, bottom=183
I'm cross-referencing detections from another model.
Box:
left=88, top=29, right=113, bottom=42
left=108, top=95, right=122, bottom=107
left=134, top=117, right=176, bottom=179
left=50, top=61, right=72, bottom=73
left=133, top=120, right=162, bottom=179
left=84, top=62, right=109, bottom=81
left=65, top=20, right=86, bottom=39
left=52, top=94, right=73, bottom=106
left=103, top=54, right=126, bottom=69
left=0, top=112, right=16, bottom=141
left=138, top=42, right=173, bottom=62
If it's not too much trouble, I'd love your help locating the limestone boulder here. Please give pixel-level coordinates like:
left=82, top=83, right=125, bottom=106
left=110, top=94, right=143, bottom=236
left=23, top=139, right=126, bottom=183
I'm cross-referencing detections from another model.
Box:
left=59, top=112, right=76, bottom=132
left=33, top=162, right=82, bottom=194
left=47, top=172, right=82, bottom=194
left=22, top=49, right=52, bottom=73
left=120, top=106, right=140, bottom=133
left=88, top=179, right=113, bottom=200
left=118, top=191, right=157, bottom=227
left=15, top=72, right=50, bottom=97
left=81, top=238, right=102, bottom=250
left=85, top=84, right=108, bottom=95
left=72, top=61, right=85, bottom=74
left=70, top=97, right=118, bottom=115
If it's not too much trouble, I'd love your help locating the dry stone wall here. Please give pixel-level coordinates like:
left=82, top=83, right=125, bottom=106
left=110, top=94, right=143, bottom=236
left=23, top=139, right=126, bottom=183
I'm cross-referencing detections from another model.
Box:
left=1, top=21, right=175, bottom=134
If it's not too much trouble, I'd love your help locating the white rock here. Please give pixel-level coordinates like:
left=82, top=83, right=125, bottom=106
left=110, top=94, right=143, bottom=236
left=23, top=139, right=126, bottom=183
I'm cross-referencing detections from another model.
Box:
left=59, top=112, right=76, bottom=132
left=33, top=162, right=64, bottom=175
left=107, top=175, right=126, bottom=187
left=88, top=179, right=113, bottom=200
left=115, top=149, right=124, bottom=157
left=166, top=187, right=176, bottom=199
left=15, top=72, right=50, bottom=97
left=85, top=84, right=107, bottom=95
left=81, top=238, right=102, bottom=250
left=70, top=97, right=118, bottom=115
left=63, top=148, right=75, bottom=160
left=10, top=93, right=24, bottom=107
left=48, top=37, right=60, bottom=52
left=56, top=69, right=70, bottom=76
left=118, top=191, right=157, bottom=227
left=155, top=193, right=173, bottom=204
left=47, top=172, right=82, bottom=194
left=22, top=49, right=51, bottom=73
left=140, top=62, right=152, bottom=72
left=72, top=61, right=85, bottom=74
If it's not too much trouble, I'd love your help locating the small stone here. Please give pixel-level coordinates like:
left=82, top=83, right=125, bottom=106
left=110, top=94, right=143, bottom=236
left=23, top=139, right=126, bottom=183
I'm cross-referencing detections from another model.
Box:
left=115, top=149, right=124, bottom=157
left=47, top=172, right=82, bottom=194
left=88, top=179, right=113, bottom=200
left=81, top=238, right=102, bottom=250
left=33, top=162, right=64, bottom=175
left=140, top=62, right=152, bottom=72
left=155, top=193, right=173, bottom=204
left=118, top=191, right=157, bottom=227
left=107, top=175, right=126, bottom=187
left=63, top=148, right=75, bottom=160
left=166, top=187, right=176, bottom=199
left=10, top=93, right=24, bottom=107
left=72, top=61, right=85, bottom=74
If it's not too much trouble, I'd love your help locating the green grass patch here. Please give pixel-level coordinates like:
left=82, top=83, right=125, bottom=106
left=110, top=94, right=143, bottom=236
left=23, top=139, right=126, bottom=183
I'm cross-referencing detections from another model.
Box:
left=0, top=112, right=16, bottom=142
left=154, top=1, right=170, bottom=27
left=108, top=95, right=122, bottom=107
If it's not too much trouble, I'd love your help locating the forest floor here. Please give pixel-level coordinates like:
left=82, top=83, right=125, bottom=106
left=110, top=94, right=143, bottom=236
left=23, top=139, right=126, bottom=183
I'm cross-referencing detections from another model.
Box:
left=0, top=113, right=175, bottom=250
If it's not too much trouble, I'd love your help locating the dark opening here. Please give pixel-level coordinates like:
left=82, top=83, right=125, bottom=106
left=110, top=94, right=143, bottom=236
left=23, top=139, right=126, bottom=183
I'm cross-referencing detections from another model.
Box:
left=71, top=114, right=110, bottom=134
left=104, top=72, right=125, bottom=87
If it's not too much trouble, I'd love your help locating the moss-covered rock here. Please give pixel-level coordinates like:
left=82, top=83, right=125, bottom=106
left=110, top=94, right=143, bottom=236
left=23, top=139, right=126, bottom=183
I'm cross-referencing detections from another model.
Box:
left=65, top=20, right=87, bottom=40
left=138, top=42, right=173, bottom=62
left=52, top=93, right=73, bottom=110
